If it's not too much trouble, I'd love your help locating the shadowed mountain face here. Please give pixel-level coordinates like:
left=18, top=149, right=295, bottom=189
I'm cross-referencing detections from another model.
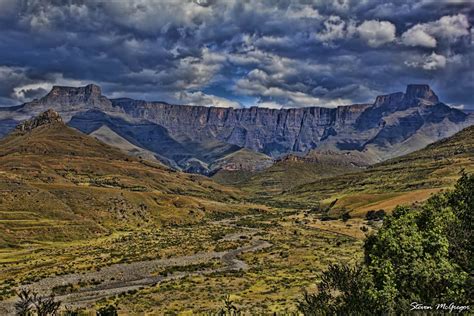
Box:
left=68, top=109, right=242, bottom=173
left=0, top=84, right=472, bottom=173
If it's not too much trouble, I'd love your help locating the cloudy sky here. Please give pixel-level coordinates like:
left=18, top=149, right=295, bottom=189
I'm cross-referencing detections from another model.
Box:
left=0, top=0, right=472, bottom=109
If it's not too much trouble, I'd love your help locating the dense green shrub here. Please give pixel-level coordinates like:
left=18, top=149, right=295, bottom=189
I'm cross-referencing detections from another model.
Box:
left=365, top=209, right=386, bottom=221
left=299, top=173, right=473, bottom=315
left=96, top=304, right=118, bottom=316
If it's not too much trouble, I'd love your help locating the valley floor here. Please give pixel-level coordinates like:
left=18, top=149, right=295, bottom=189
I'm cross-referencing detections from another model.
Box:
left=0, top=211, right=366, bottom=314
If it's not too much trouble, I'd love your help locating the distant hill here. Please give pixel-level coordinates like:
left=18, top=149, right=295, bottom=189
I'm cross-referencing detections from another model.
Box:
left=210, top=148, right=274, bottom=184
left=223, top=150, right=367, bottom=195
left=0, top=83, right=472, bottom=175
left=272, top=125, right=474, bottom=215
left=0, top=110, right=255, bottom=247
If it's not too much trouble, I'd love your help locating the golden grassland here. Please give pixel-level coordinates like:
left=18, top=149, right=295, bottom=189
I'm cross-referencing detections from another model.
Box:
left=266, top=126, right=474, bottom=215
left=0, top=123, right=269, bottom=248
left=0, top=121, right=472, bottom=314
left=76, top=212, right=364, bottom=314
left=0, top=210, right=367, bottom=314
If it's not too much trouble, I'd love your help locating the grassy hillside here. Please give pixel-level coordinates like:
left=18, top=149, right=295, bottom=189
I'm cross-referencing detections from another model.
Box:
left=234, top=151, right=366, bottom=196
left=0, top=120, right=262, bottom=248
left=270, top=125, right=474, bottom=214
left=210, top=148, right=274, bottom=184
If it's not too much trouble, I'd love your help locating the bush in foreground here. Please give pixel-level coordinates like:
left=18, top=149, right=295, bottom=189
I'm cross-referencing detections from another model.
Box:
left=299, top=172, right=473, bottom=314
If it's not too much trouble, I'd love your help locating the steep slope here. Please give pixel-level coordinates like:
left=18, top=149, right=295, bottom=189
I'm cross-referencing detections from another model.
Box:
left=68, top=110, right=188, bottom=168
left=275, top=125, right=474, bottom=214
left=89, top=125, right=167, bottom=165
left=0, top=110, right=252, bottom=247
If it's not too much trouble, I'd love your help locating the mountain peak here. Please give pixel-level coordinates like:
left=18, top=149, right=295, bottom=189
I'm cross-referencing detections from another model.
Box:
left=16, top=109, right=64, bottom=132
left=48, top=83, right=102, bottom=99
left=20, top=83, right=115, bottom=116
left=404, top=84, right=439, bottom=104
left=372, top=84, right=440, bottom=110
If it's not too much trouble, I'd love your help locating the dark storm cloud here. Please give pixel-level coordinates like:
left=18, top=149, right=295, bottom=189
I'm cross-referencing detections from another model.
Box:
left=0, top=0, right=472, bottom=108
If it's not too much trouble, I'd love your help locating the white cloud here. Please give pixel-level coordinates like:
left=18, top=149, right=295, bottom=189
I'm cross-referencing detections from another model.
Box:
left=450, top=103, right=465, bottom=110
left=401, top=27, right=437, bottom=48
left=423, top=52, right=447, bottom=70
left=356, top=20, right=396, bottom=47
left=401, top=14, right=470, bottom=47
left=286, top=4, right=321, bottom=19
left=236, top=75, right=352, bottom=108
left=255, top=101, right=283, bottom=109
left=175, top=91, right=241, bottom=108
left=405, top=52, right=447, bottom=70
left=433, top=14, right=470, bottom=39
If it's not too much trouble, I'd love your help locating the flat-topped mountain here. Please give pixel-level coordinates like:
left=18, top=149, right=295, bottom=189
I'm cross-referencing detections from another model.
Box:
left=19, top=84, right=117, bottom=116
left=0, top=84, right=472, bottom=174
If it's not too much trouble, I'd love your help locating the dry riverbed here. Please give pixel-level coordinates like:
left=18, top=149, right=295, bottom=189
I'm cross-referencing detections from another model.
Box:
left=0, top=211, right=364, bottom=314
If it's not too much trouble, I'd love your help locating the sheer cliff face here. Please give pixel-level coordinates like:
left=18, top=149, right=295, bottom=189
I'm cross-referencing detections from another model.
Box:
left=1, top=84, right=472, bottom=170
left=110, top=84, right=469, bottom=159
left=113, top=99, right=372, bottom=156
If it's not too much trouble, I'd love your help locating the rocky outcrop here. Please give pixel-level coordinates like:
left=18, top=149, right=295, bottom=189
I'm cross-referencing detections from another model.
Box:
left=374, top=92, right=404, bottom=109
left=17, top=84, right=120, bottom=118
left=15, top=109, right=63, bottom=132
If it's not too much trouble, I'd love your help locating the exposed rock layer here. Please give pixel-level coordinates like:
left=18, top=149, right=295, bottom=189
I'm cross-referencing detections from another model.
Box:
left=15, top=109, right=63, bottom=132
left=1, top=84, right=472, bottom=173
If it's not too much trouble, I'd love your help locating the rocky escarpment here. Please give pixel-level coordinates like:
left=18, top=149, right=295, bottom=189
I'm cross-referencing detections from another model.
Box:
left=113, top=98, right=372, bottom=156
left=0, top=83, right=472, bottom=171
left=112, top=84, right=470, bottom=160
left=15, top=109, right=63, bottom=132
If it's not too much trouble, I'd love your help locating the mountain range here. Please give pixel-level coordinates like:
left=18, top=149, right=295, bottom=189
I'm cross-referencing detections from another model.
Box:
left=0, top=84, right=472, bottom=176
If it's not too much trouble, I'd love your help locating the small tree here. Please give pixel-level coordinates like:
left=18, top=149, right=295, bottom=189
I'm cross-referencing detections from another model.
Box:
left=341, top=211, right=351, bottom=222
left=15, top=289, right=33, bottom=316
left=297, top=264, right=378, bottom=315
left=14, top=289, right=61, bottom=316
left=217, top=295, right=240, bottom=316
left=63, top=305, right=80, bottom=316
left=96, top=305, right=118, bottom=316
left=299, top=173, right=473, bottom=314
left=32, top=292, right=61, bottom=316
